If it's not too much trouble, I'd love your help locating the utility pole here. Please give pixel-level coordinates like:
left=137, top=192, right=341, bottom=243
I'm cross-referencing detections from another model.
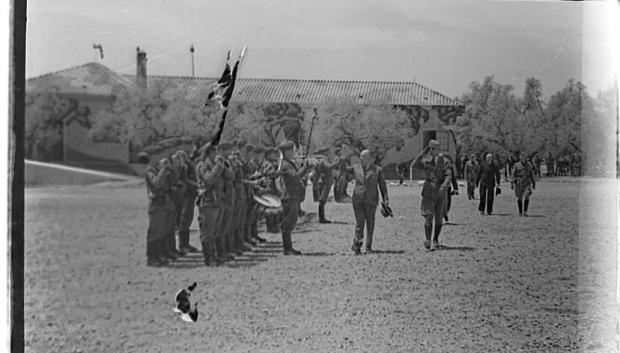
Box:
left=190, top=44, right=195, bottom=77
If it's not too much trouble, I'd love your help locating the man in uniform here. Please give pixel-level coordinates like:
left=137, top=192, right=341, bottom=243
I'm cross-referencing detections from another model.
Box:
left=350, top=149, right=389, bottom=254
left=195, top=142, right=224, bottom=265
left=410, top=140, right=452, bottom=251
left=230, top=140, right=252, bottom=253
left=248, top=145, right=268, bottom=243
left=314, top=147, right=339, bottom=223
left=177, top=150, right=199, bottom=253
left=145, top=157, right=175, bottom=266
left=277, top=140, right=312, bottom=255
left=511, top=152, right=536, bottom=216
left=443, top=154, right=459, bottom=223
left=464, top=154, right=480, bottom=200
left=214, top=142, right=236, bottom=262
left=263, top=147, right=281, bottom=233
left=334, top=145, right=351, bottom=202
left=166, top=154, right=187, bottom=259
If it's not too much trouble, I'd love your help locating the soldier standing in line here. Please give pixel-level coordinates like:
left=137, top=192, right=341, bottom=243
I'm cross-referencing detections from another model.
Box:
left=145, top=157, right=174, bottom=266
left=248, top=145, right=268, bottom=243
left=195, top=143, right=224, bottom=266
left=176, top=150, right=199, bottom=253
left=314, top=147, right=339, bottom=224
left=165, top=154, right=187, bottom=259
left=511, top=152, right=537, bottom=216
left=349, top=149, right=389, bottom=254
left=231, top=140, right=252, bottom=253
left=263, top=147, right=281, bottom=233
left=410, top=140, right=452, bottom=251
left=276, top=140, right=312, bottom=255
left=476, top=153, right=502, bottom=215
left=335, top=145, right=352, bottom=202
left=240, top=143, right=258, bottom=246
left=216, top=141, right=236, bottom=260
left=464, top=154, right=480, bottom=200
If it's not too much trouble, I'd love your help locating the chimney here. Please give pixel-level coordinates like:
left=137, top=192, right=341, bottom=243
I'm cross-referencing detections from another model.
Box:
left=136, top=46, right=147, bottom=90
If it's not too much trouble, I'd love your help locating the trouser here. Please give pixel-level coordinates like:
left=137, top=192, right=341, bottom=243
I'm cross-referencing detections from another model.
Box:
left=466, top=179, right=476, bottom=199
left=235, top=188, right=248, bottom=247
left=352, top=199, right=377, bottom=250
left=146, top=205, right=171, bottom=260
left=280, top=199, right=300, bottom=250
left=178, top=195, right=197, bottom=247
left=266, top=214, right=280, bottom=233
left=421, top=183, right=446, bottom=243
left=478, top=184, right=495, bottom=214
left=312, top=182, right=321, bottom=202
left=318, top=181, right=333, bottom=220
left=199, top=205, right=219, bottom=263
left=246, top=199, right=258, bottom=241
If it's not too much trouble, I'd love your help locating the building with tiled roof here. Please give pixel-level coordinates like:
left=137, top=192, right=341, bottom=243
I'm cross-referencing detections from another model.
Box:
left=26, top=55, right=462, bottom=175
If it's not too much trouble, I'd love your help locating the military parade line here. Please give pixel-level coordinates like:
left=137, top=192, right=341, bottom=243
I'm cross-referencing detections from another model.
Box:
left=142, top=137, right=539, bottom=267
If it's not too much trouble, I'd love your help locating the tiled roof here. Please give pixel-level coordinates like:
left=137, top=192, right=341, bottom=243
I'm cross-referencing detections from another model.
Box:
left=26, top=62, right=135, bottom=97
left=143, top=75, right=460, bottom=106
left=26, top=62, right=460, bottom=106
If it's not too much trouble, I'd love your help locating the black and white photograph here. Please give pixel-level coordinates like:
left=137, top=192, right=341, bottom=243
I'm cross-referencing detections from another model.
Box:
left=9, top=0, right=620, bottom=352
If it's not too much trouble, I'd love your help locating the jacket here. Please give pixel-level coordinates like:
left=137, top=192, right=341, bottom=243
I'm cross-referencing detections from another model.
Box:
left=350, top=164, right=388, bottom=206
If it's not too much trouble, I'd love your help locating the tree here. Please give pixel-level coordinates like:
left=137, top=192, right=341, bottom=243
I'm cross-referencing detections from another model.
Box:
left=90, top=81, right=221, bottom=151
left=24, top=92, right=67, bottom=161
left=309, top=99, right=410, bottom=163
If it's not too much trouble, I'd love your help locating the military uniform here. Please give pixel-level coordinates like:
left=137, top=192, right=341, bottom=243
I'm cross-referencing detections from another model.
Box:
left=443, top=160, right=458, bottom=222
left=262, top=150, right=281, bottom=233
left=464, top=158, right=480, bottom=200
left=511, top=160, right=536, bottom=216
left=195, top=149, right=224, bottom=265
left=145, top=163, right=174, bottom=266
left=229, top=151, right=250, bottom=254
left=315, top=156, right=338, bottom=223
left=178, top=155, right=199, bottom=252
left=217, top=154, right=236, bottom=260
left=277, top=141, right=310, bottom=254
left=166, top=160, right=186, bottom=258
left=411, top=142, right=452, bottom=250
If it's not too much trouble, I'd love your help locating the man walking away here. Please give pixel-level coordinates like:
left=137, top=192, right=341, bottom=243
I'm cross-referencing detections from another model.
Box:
left=476, top=153, right=501, bottom=215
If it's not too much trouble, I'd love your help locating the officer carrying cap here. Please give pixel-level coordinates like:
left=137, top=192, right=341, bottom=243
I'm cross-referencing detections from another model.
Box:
left=277, top=140, right=295, bottom=152
left=380, top=201, right=394, bottom=218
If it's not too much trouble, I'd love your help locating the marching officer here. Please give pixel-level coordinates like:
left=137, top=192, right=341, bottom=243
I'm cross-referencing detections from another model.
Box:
left=277, top=140, right=312, bottom=255
left=145, top=157, right=175, bottom=266
left=511, top=152, right=537, bottom=216
left=314, top=147, right=339, bottom=223
left=464, top=154, right=480, bottom=200
left=350, top=149, right=389, bottom=254
left=410, top=140, right=452, bottom=251
left=195, top=142, right=224, bottom=266
left=177, top=150, right=199, bottom=253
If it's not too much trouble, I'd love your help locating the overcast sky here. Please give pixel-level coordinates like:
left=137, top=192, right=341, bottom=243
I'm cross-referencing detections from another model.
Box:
left=25, top=0, right=617, bottom=98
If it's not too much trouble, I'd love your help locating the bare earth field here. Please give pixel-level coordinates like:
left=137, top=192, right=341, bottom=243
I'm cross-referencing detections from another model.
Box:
left=24, top=179, right=618, bottom=353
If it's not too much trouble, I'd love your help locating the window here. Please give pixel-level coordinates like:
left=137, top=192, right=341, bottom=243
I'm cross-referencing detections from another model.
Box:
left=437, top=131, right=450, bottom=151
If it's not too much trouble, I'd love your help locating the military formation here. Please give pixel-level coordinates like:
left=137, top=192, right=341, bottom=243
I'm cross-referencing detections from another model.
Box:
left=145, top=137, right=545, bottom=266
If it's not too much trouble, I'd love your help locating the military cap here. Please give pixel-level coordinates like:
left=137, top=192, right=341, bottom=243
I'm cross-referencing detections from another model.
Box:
left=218, top=141, right=234, bottom=150
left=278, top=140, right=295, bottom=152
left=236, top=139, right=247, bottom=148
left=428, top=139, right=440, bottom=148
left=253, top=145, right=265, bottom=154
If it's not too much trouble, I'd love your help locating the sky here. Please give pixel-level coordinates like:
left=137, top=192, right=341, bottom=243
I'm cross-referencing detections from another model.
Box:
left=25, top=0, right=618, bottom=98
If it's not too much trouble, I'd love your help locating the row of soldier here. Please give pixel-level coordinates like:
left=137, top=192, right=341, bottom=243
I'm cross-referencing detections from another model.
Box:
left=145, top=140, right=300, bottom=267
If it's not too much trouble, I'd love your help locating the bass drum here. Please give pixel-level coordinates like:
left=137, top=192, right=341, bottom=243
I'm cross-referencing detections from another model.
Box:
left=253, top=193, right=282, bottom=216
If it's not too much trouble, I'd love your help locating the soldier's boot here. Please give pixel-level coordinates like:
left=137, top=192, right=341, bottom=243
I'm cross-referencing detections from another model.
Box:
left=180, top=230, right=199, bottom=253
left=215, top=237, right=228, bottom=263
left=223, top=236, right=236, bottom=260
left=147, top=241, right=167, bottom=267
left=523, top=199, right=529, bottom=216
left=517, top=200, right=523, bottom=216
left=232, top=230, right=245, bottom=255
left=432, top=225, right=442, bottom=250
left=424, top=225, right=432, bottom=250
left=318, top=203, right=331, bottom=224
left=201, top=240, right=212, bottom=266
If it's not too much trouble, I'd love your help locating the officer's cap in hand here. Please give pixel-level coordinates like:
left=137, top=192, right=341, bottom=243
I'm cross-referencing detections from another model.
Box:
left=380, top=202, right=394, bottom=218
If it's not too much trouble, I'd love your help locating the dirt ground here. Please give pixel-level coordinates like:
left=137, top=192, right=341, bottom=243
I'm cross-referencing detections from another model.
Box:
left=24, top=178, right=618, bottom=353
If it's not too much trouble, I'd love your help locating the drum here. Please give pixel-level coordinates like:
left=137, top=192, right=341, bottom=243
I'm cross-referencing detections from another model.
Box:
left=253, top=193, right=282, bottom=217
